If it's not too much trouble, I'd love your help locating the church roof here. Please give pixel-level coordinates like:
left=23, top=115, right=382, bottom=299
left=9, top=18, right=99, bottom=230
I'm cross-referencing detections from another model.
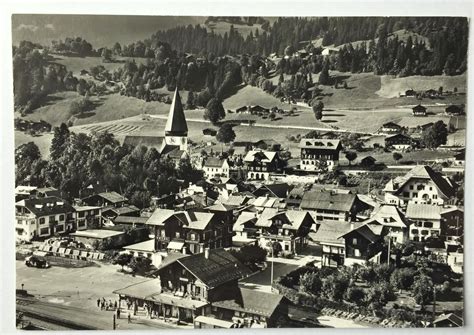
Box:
left=165, top=88, right=188, bottom=135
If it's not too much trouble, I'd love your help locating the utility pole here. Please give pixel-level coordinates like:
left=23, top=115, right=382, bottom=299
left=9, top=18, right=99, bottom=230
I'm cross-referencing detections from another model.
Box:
left=113, top=314, right=116, bottom=330
left=432, top=286, right=437, bottom=324
left=270, top=245, right=274, bottom=289
left=387, top=228, right=392, bottom=266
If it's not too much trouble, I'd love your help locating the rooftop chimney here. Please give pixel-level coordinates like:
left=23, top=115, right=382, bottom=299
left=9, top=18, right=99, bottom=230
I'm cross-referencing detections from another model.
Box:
left=204, top=247, right=210, bottom=259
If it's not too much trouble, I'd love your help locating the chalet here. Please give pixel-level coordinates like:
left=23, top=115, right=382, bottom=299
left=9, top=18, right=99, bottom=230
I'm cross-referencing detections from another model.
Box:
left=14, top=186, right=38, bottom=202
left=384, top=165, right=455, bottom=206
left=73, top=205, right=102, bottom=230
left=249, top=196, right=286, bottom=211
left=299, top=138, right=342, bottom=171
left=113, top=249, right=252, bottom=324
left=440, top=206, right=463, bottom=243
left=339, top=223, right=384, bottom=267
left=232, top=211, right=258, bottom=246
left=146, top=209, right=233, bottom=254
left=102, top=205, right=140, bottom=221
left=309, top=221, right=352, bottom=267
left=362, top=204, right=409, bottom=244
left=15, top=197, right=76, bottom=242
left=211, top=287, right=290, bottom=328
left=202, top=157, right=230, bottom=179
left=205, top=203, right=234, bottom=225
left=384, top=133, right=413, bottom=151
left=35, top=187, right=62, bottom=198
left=252, top=183, right=292, bottom=198
left=244, top=150, right=284, bottom=181
left=412, top=104, right=427, bottom=116
left=250, top=105, right=270, bottom=114
left=82, top=191, right=128, bottom=208
left=445, top=104, right=465, bottom=116
left=255, top=208, right=314, bottom=254
left=379, top=122, right=403, bottom=134
left=300, top=190, right=359, bottom=222
left=235, top=106, right=250, bottom=114
left=286, top=185, right=307, bottom=208
left=111, top=215, right=149, bottom=228
left=406, top=203, right=442, bottom=241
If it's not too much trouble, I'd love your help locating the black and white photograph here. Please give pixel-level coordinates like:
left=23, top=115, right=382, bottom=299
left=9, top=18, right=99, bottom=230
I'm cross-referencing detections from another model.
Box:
left=2, top=3, right=471, bottom=331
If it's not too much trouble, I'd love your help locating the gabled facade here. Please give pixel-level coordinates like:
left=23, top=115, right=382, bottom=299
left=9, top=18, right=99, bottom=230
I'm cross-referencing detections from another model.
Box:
left=203, top=157, right=230, bottom=179
left=340, top=224, right=384, bottom=267
left=244, top=150, right=284, bottom=181
left=441, top=207, right=464, bottom=243
left=412, top=104, right=427, bottom=116
left=406, top=203, right=442, bottom=241
left=255, top=208, right=314, bottom=254
left=299, top=138, right=341, bottom=171
left=15, top=197, right=76, bottom=241
left=379, top=122, right=403, bottom=134
left=147, top=209, right=233, bottom=254
left=363, top=204, right=409, bottom=244
left=384, top=134, right=413, bottom=151
left=300, top=190, right=358, bottom=222
left=384, top=165, right=455, bottom=207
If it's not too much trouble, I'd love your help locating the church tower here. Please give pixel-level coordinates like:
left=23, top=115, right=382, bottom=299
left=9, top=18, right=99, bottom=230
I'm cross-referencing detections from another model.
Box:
left=163, top=88, right=188, bottom=151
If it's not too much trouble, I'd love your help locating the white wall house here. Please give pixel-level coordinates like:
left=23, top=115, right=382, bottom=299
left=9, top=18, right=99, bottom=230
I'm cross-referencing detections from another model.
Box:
left=202, top=157, right=230, bottom=179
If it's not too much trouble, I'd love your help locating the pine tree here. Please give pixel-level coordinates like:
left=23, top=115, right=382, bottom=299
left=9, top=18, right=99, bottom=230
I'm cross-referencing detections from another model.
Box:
left=318, top=58, right=330, bottom=85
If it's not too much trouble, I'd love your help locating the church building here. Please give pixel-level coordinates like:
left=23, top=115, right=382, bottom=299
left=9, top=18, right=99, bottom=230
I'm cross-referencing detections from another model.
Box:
left=160, top=88, right=189, bottom=163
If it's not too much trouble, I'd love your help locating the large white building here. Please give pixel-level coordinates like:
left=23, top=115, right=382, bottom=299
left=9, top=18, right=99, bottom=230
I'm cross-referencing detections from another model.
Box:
left=384, top=165, right=455, bottom=207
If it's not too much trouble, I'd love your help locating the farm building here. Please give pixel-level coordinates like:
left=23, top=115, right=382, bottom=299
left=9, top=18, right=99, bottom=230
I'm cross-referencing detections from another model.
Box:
left=445, top=105, right=465, bottom=116
left=384, top=134, right=413, bottom=151
left=412, top=104, right=427, bottom=116
left=378, top=121, right=403, bottom=134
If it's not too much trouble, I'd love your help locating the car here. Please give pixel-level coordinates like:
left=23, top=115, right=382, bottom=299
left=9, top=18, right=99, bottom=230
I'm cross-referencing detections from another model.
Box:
left=25, top=256, right=50, bottom=269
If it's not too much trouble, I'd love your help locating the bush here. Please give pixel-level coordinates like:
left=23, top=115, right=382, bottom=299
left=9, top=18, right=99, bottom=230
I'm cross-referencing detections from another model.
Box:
left=345, top=286, right=365, bottom=304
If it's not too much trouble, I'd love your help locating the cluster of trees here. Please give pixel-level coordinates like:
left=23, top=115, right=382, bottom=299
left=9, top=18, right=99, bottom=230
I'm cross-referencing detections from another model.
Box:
left=421, top=120, right=448, bottom=149
left=50, top=37, right=95, bottom=56
left=229, top=245, right=266, bottom=271
left=112, top=253, right=154, bottom=275
left=15, top=124, right=204, bottom=207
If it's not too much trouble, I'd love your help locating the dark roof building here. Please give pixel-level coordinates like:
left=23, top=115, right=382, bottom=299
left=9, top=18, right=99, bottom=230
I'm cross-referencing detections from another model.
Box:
left=412, top=104, right=427, bottom=116
left=300, top=190, right=359, bottom=222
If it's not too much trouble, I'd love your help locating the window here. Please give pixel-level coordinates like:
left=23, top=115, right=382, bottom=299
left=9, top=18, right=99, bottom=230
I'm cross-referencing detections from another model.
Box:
left=354, top=249, right=361, bottom=257
left=79, top=211, right=85, bottom=218
left=59, top=214, right=65, bottom=221
left=39, top=227, right=49, bottom=235
left=403, top=192, right=410, bottom=198
left=417, top=185, right=425, bottom=191
left=190, top=233, right=196, bottom=241
left=424, top=222, right=433, bottom=228
left=411, top=229, right=419, bottom=234
left=352, top=238, right=357, bottom=245
left=195, top=286, right=201, bottom=296
left=412, top=193, right=418, bottom=198
left=433, top=194, right=437, bottom=199
left=39, top=218, right=45, bottom=224
left=409, top=185, right=414, bottom=190
left=49, top=215, right=55, bottom=222
left=175, top=232, right=180, bottom=238
left=421, top=230, right=429, bottom=236
left=429, top=187, right=433, bottom=191
left=160, top=230, right=166, bottom=237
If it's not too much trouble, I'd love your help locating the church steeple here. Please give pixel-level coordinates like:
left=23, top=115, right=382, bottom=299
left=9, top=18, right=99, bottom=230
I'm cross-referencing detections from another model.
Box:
left=165, top=88, right=188, bottom=136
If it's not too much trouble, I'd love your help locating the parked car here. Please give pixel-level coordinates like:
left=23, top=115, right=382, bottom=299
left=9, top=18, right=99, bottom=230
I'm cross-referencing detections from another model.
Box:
left=25, top=256, right=50, bottom=268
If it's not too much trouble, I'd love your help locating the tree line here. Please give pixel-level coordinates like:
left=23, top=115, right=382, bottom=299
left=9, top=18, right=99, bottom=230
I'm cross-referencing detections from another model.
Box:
left=15, top=124, right=204, bottom=208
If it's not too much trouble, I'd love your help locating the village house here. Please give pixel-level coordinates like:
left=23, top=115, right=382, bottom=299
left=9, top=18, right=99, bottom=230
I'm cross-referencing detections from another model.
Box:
left=321, top=47, right=339, bottom=56
left=15, top=196, right=76, bottom=242
left=339, top=223, right=384, bottom=267
left=113, top=249, right=252, bottom=325
left=14, top=185, right=38, bottom=202
left=146, top=209, right=233, bottom=254
left=300, top=190, right=360, bottom=222
left=362, top=204, right=409, bottom=244
left=406, top=203, right=442, bottom=241
left=412, top=104, right=427, bottom=116
left=73, top=205, right=102, bottom=230
left=82, top=191, right=128, bottom=208
left=378, top=121, right=403, bottom=134
left=384, top=165, right=456, bottom=207
left=202, top=157, right=230, bottom=179
left=440, top=206, right=464, bottom=243
left=309, top=221, right=352, bottom=267
left=248, top=196, right=287, bottom=212
left=299, top=138, right=342, bottom=171
left=445, top=104, right=465, bottom=116
left=244, top=150, right=284, bottom=181
left=255, top=208, right=314, bottom=255
left=102, top=205, right=140, bottom=222
left=252, top=183, right=292, bottom=199
left=232, top=211, right=259, bottom=246
left=252, top=139, right=282, bottom=152
left=384, top=133, right=413, bottom=151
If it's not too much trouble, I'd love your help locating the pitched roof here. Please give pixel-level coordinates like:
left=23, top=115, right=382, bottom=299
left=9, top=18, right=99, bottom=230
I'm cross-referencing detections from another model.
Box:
left=213, top=287, right=284, bottom=317
left=165, top=88, right=188, bottom=135
left=233, top=212, right=257, bottom=232
left=253, top=183, right=292, bottom=198
left=146, top=209, right=214, bottom=230
left=433, top=313, right=463, bottom=327
left=112, top=278, right=162, bottom=300
left=174, top=249, right=251, bottom=288
left=300, top=191, right=356, bottom=212
left=286, top=210, right=313, bottom=230
left=243, top=150, right=277, bottom=163
left=392, top=165, right=455, bottom=198
left=309, top=221, right=353, bottom=246
left=203, top=157, right=226, bottom=168
left=16, top=196, right=75, bottom=216
left=113, top=215, right=149, bottom=224
left=255, top=208, right=311, bottom=230
left=299, top=138, right=341, bottom=150
left=367, top=204, right=408, bottom=228
left=340, top=224, right=380, bottom=243
left=97, top=191, right=127, bottom=204
left=146, top=209, right=177, bottom=226
left=406, top=203, right=442, bottom=220
left=103, top=205, right=140, bottom=216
